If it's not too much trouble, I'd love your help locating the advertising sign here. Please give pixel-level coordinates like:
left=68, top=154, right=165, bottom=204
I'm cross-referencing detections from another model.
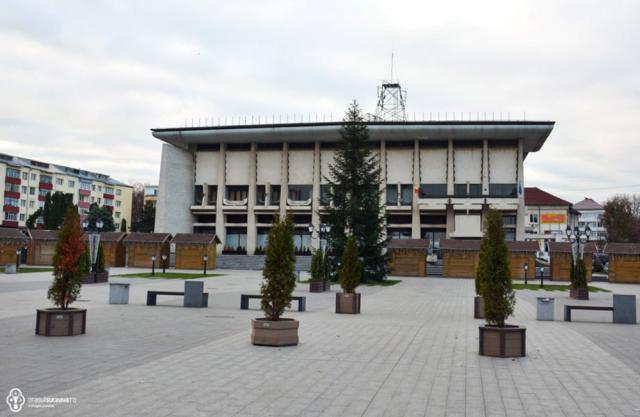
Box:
left=540, top=213, right=566, bottom=224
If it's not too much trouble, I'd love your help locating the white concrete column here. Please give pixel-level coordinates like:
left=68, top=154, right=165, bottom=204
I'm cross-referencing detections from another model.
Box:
left=379, top=140, right=387, bottom=244
left=516, top=139, right=525, bottom=240
left=446, top=205, right=455, bottom=239
left=447, top=139, right=454, bottom=196
left=247, top=143, right=257, bottom=254
left=279, top=142, right=289, bottom=218
left=215, top=144, right=226, bottom=250
left=311, top=141, right=321, bottom=250
left=412, top=139, right=421, bottom=239
left=202, top=182, right=208, bottom=206
left=482, top=139, right=489, bottom=195
left=154, top=143, right=194, bottom=234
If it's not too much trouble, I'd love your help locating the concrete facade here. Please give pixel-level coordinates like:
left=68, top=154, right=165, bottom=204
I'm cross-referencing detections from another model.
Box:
left=152, top=121, right=555, bottom=254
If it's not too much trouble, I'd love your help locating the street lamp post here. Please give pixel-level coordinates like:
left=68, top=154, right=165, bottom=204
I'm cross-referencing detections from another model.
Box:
left=203, top=255, right=208, bottom=275
left=15, top=249, right=21, bottom=271
left=151, top=256, right=156, bottom=276
left=161, top=255, right=167, bottom=274
left=566, top=225, right=591, bottom=265
left=539, top=266, right=545, bottom=289
left=82, top=219, right=103, bottom=273
left=523, top=263, right=528, bottom=285
left=308, top=223, right=332, bottom=250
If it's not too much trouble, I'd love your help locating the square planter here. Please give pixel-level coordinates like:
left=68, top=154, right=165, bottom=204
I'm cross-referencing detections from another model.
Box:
left=570, top=288, right=589, bottom=300
left=4, top=264, right=17, bottom=274
left=251, top=318, right=299, bottom=346
left=109, top=283, right=130, bottom=304
left=474, top=296, right=484, bottom=319
left=336, top=292, right=361, bottom=314
left=94, top=271, right=109, bottom=283
left=36, top=308, right=87, bottom=337
left=309, top=281, right=325, bottom=293
left=479, top=325, right=526, bottom=357
left=81, top=272, right=95, bottom=284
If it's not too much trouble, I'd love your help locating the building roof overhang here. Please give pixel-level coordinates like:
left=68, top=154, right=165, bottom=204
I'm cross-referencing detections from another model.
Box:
left=151, top=121, right=555, bottom=154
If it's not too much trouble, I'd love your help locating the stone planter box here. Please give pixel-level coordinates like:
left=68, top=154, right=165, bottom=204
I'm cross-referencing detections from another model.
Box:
left=570, top=288, right=589, bottom=300
left=474, top=296, right=484, bottom=319
left=4, top=264, right=17, bottom=274
left=109, top=283, right=130, bottom=304
left=479, top=325, right=526, bottom=358
left=36, top=308, right=86, bottom=337
left=251, top=318, right=299, bottom=346
left=94, top=271, right=109, bottom=283
left=81, top=273, right=94, bottom=284
left=336, top=292, right=361, bottom=314
left=309, top=281, right=325, bottom=293
left=536, top=297, right=555, bottom=321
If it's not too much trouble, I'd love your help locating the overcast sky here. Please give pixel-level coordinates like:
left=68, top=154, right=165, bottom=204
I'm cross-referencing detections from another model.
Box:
left=1, top=0, right=638, bottom=203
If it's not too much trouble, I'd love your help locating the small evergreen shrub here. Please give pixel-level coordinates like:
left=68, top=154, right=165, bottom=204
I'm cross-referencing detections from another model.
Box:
left=260, top=215, right=296, bottom=321
left=570, top=257, right=587, bottom=290
left=339, top=236, right=362, bottom=294
left=96, top=245, right=106, bottom=273
left=478, top=209, right=515, bottom=327
left=48, top=207, right=85, bottom=309
left=310, top=248, right=324, bottom=282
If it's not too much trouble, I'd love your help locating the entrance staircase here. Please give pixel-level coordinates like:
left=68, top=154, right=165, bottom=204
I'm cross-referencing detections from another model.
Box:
left=216, top=254, right=312, bottom=271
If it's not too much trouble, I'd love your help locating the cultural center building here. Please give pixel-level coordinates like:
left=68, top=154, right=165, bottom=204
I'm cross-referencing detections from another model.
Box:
left=152, top=120, right=554, bottom=255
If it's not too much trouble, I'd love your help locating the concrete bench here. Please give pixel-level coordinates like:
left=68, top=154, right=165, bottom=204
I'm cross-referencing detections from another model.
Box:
left=564, top=294, right=636, bottom=324
left=240, top=294, right=306, bottom=312
left=147, top=290, right=209, bottom=307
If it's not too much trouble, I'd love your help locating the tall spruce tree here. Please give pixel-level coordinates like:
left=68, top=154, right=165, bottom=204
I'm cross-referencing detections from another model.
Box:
left=325, top=101, right=386, bottom=282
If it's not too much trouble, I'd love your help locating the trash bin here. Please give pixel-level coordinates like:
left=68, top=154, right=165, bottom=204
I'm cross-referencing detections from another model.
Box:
left=4, top=264, right=17, bottom=274
left=536, top=297, right=555, bottom=321
left=109, top=283, right=130, bottom=304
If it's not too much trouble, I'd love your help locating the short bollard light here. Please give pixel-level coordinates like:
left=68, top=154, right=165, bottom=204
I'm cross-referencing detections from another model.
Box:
left=539, top=266, right=545, bottom=289
left=203, top=255, right=208, bottom=275
left=151, top=255, right=157, bottom=276
left=15, top=249, right=21, bottom=271
left=161, top=255, right=167, bottom=274
left=523, top=263, right=529, bottom=285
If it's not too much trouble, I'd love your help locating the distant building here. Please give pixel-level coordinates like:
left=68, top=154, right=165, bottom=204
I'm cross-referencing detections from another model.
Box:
left=0, top=153, right=133, bottom=230
left=574, top=197, right=605, bottom=240
left=151, top=119, right=555, bottom=254
left=523, top=187, right=573, bottom=245
left=144, top=185, right=159, bottom=208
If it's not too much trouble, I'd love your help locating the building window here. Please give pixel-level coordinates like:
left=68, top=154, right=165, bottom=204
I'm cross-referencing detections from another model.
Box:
left=105, top=186, right=114, bottom=194
left=20, top=199, right=26, bottom=207
left=529, top=213, right=538, bottom=224
left=320, top=184, right=331, bottom=206
left=37, top=201, right=44, bottom=208
left=21, top=186, right=27, bottom=194
left=4, top=198, right=19, bottom=207
left=38, top=189, right=49, bottom=197
left=256, top=185, right=266, bottom=205
left=454, top=183, right=482, bottom=197
left=419, top=184, right=447, bottom=198
left=91, top=196, right=95, bottom=203
left=97, top=198, right=102, bottom=204
left=288, top=185, right=312, bottom=202
left=19, top=213, right=25, bottom=221
left=56, top=178, right=64, bottom=186
left=4, top=212, right=17, bottom=221
left=502, top=214, right=517, bottom=226
left=387, top=228, right=412, bottom=240
left=40, top=175, right=52, bottom=184
left=29, top=187, right=35, bottom=195
left=115, top=200, right=121, bottom=207
left=5, top=168, right=20, bottom=178
left=80, top=182, right=91, bottom=191
left=104, top=199, right=113, bottom=206
left=29, top=200, right=34, bottom=208
left=68, top=180, right=75, bottom=188
left=98, top=185, right=102, bottom=192
left=225, top=186, right=248, bottom=202
left=22, top=172, right=28, bottom=180
left=194, top=185, right=203, bottom=205
left=207, top=185, right=216, bottom=205
left=31, top=173, right=37, bottom=181
left=115, top=211, right=120, bottom=218
left=114, top=223, right=119, bottom=229
left=5, top=183, right=19, bottom=193
left=489, top=183, right=517, bottom=197
left=116, top=189, right=122, bottom=196
left=91, top=184, right=96, bottom=191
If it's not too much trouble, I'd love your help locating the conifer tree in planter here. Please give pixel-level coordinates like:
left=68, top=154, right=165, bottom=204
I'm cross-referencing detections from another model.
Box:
left=36, top=207, right=87, bottom=336
left=478, top=210, right=525, bottom=357
left=569, top=257, right=589, bottom=300
left=251, top=215, right=298, bottom=346
left=309, top=248, right=326, bottom=292
left=336, top=237, right=362, bottom=314
left=474, top=256, right=485, bottom=319
left=79, top=246, right=93, bottom=284
left=322, top=247, right=331, bottom=291
left=93, top=245, right=109, bottom=283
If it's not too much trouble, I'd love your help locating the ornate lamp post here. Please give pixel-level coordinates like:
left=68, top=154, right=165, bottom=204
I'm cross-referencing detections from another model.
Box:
left=15, top=249, right=21, bottom=271
left=82, top=219, right=103, bottom=273
left=523, top=263, right=528, bottom=285
left=308, top=223, right=331, bottom=250
left=203, top=255, right=208, bottom=275
left=151, top=255, right=156, bottom=276
left=566, top=225, right=591, bottom=299
left=161, top=255, right=167, bottom=274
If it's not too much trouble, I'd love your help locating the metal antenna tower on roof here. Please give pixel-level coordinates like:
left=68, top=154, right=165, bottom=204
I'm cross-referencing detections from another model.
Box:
left=375, top=52, right=407, bottom=121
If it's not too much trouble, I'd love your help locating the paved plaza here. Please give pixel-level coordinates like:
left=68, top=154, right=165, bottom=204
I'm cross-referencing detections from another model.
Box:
left=1, top=269, right=640, bottom=417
